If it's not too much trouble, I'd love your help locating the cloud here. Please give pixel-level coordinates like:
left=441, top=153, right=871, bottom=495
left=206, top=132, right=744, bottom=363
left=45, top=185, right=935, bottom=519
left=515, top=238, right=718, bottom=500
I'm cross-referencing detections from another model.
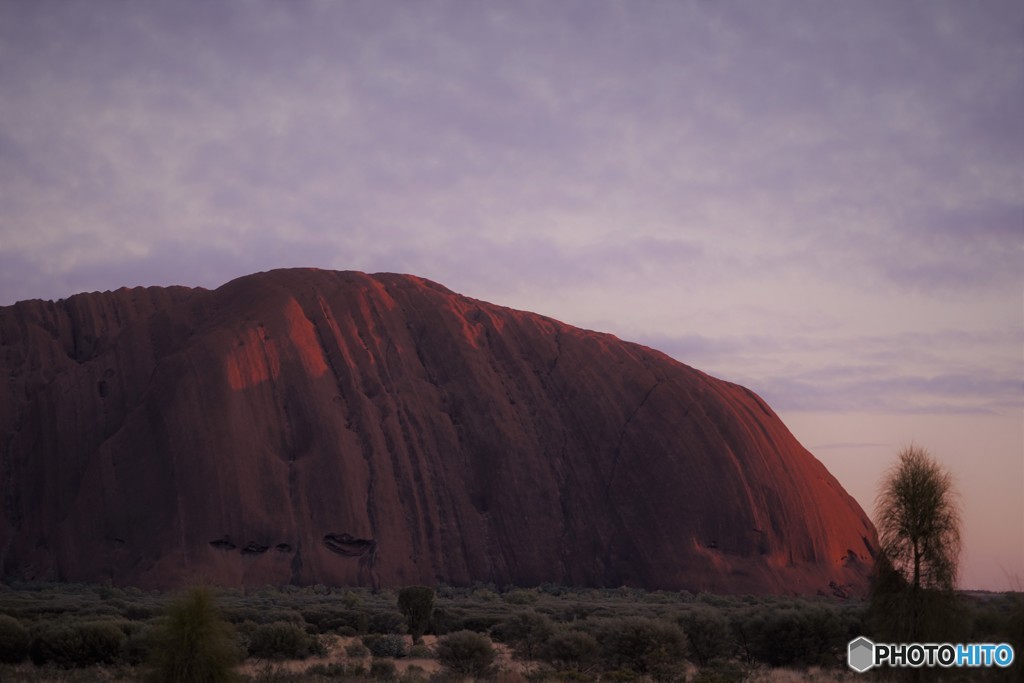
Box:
left=1, top=2, right=1020, bottom=405
left=631, top=327, right=1023, bottom=416
left=0, top=1, right=1020, bottom=593
left=809, top=441, right=889, bottom=451
left=3, top=1, right=1020, bottom=283
left=752, top=371, right=1021, bottom=415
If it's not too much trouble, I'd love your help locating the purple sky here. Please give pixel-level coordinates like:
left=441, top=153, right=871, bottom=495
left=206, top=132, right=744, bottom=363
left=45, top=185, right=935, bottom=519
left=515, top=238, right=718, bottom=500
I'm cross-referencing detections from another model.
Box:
left=1, top=0, right=1021, bottom=590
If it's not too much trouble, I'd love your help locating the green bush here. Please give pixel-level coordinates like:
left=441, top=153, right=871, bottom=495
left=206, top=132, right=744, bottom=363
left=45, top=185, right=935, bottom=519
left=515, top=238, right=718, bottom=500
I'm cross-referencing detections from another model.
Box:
left=368, top=610, right=408, bottom=634
left=400, top=664, right=428, bottom=683
left=428, top=606, right=454, bottom=635
left=258, top=609, right=306, bottom=625
left=300, top=607, right=368, bottom=634
left=248, top=622, right=318, bottom=660
left=0, top=614, right=30, bottom=663
left=322, top=610, right=369, bottom=635
left=298, top=607, right=330, bottom=628
left=148, top=586, right=240, bottom=682
left=541, top=628, right=599, bottom=672
left=122, top=622, right=152, bottom=666
left=346, top=640, right=371, bottom=658
left=730, top=603, right=849, bottom=668
left=435, top=630, right=496, bottom=678
left=29, top=619, right=125, bottom=668
left=223, top=607, right=264, bottom=624
left=125, top=602, right=159, bottom=620
left=362, top=633, right=408, bottom=658
left=491, top=610, right=554, bottom=659
left=592, top=617, right=686, bottom=679
left=677, top=607, right=734, bottom=666
left=503, top=589, right=539, bottom=605
left=370, top=658, right=399, bottom=680
left=407, top=643, right=432, bottom=658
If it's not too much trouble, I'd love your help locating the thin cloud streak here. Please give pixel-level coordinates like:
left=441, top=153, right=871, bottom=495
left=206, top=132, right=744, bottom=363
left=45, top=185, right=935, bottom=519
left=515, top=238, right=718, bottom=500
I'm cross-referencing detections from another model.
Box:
left=633, top=328, right=1022, bottom=416
left=810, top=442, right=890, bottom=451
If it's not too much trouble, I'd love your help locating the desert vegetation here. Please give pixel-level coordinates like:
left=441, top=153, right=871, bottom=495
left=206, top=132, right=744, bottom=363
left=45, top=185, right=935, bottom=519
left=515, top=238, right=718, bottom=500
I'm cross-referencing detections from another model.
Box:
left=0, top=579, right=1020, bottom=682
left=868, top=445, right=966, bottom=648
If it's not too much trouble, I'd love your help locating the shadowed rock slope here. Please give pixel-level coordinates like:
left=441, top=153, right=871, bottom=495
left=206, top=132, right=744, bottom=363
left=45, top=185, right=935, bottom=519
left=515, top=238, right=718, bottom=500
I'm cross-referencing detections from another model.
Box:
left=0, top=269, right=876, bottom=594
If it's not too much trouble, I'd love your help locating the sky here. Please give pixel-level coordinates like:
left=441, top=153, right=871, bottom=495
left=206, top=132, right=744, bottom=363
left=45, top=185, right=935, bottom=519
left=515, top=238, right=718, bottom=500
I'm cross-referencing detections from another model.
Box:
left=1, top=0, right=1021, bottom=590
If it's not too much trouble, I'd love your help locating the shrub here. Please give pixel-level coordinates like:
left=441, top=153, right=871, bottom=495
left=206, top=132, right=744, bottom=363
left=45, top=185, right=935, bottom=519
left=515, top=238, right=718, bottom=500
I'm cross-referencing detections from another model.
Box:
left=258, top=609, right=306, bottom=625
left=362, top=633, right=408, bottom=658
left=299, top=607, right=331, bottom=629
left=125, top=602, right=159, bottom=620
left=429, top=606, right=455, bottom=635
left=503, top=589, right=538, bottom=605
left=397, top=586, right=434, bottom=643
left=148, top=586, right=240, bottom=682
left=305, top=663, right=348, bottom=677
left=400, top=664, right=428, bottom=683
left=323, top=609, right=369, bottom=635
left=370, top=658, right=398, bottom=680
left=730, top=603, right=849, bottom=668
left=541, top=628, right=599, bottom=672
left=677, top=607, right=734, bottom=666
left=310, top=633, right=329, bottom=656
left=435, top=630, right=496, bottom=678
left=122, top=622, right=152, bottom=666
left=0, top=614, right=30, bottom=663
left=407, top=643, right=432, bottom=658
left=29, top=620, right=125, bottom=668
left=491, top=611, right=554, bottom=660
left=368, top=609, right=408, bottom=634
left=248, top=622, right=318, bottom=660
left=346, top=640, right=371, bottom=658
left=592, top=617, right=686, bottom=679
left=222, top=607, right=262, bottom=624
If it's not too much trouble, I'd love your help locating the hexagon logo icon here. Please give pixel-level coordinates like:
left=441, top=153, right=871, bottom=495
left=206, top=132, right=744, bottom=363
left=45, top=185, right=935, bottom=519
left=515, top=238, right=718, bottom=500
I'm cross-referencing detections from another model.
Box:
left=848, top=636, right=875, bottom=673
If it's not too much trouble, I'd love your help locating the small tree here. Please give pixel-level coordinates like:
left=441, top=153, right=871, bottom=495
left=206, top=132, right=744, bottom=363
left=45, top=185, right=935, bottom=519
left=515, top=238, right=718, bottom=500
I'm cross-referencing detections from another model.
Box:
left=396, top=586, right=434, bottom=644
left=871, top=445, right=962, bottom=643
left=149, top=586, right=240, bottom=683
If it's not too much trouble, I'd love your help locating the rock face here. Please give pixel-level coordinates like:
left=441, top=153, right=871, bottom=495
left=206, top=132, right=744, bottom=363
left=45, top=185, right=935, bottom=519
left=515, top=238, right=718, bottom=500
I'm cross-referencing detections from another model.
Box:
left=0, top=269, right=876, bottom=594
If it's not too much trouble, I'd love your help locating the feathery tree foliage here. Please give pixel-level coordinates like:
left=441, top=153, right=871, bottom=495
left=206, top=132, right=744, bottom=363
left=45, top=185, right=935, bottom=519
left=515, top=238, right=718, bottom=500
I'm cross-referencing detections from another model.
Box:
left=870, top=445, right=962, bottom=644
left=149, top=586, right=239, bottom=683
left=396, top=585, right=434, bottom=644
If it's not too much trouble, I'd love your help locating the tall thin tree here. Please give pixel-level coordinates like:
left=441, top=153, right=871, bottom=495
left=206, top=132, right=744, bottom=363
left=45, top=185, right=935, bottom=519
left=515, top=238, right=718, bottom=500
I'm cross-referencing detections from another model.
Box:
left=149, top=586, right=239, bottom=683
left=871, top=444, right=962, bottom=643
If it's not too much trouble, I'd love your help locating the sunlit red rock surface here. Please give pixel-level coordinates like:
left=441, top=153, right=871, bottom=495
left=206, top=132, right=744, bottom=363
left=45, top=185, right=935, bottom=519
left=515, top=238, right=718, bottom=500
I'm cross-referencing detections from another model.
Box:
left=0, top=269, right=876, bottom=594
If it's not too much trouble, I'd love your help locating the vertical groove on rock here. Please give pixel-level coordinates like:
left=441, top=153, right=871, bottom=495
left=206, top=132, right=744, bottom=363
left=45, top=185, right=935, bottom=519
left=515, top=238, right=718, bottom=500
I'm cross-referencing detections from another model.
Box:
left=603, top=379, right=661, bottom=499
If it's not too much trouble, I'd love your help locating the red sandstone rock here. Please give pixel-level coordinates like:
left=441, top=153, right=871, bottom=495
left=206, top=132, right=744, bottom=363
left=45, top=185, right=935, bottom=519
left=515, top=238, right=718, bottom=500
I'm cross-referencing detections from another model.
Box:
left=0, top=269, right=876, bottom=594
